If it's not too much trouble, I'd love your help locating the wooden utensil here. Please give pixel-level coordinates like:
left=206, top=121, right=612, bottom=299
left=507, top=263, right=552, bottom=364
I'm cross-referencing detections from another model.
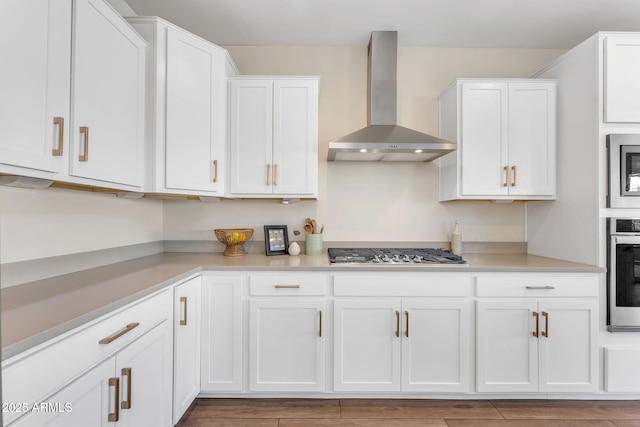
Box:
left=311, top=220, right=318, bottom=234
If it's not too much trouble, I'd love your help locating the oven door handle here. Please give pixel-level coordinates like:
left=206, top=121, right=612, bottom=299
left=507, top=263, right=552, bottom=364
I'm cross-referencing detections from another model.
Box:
left=613, top=236, right=640, bottom=245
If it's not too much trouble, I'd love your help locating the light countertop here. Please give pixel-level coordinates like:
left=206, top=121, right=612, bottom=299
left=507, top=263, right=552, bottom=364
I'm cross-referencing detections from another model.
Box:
left=1, top=251, right=603, bottom=360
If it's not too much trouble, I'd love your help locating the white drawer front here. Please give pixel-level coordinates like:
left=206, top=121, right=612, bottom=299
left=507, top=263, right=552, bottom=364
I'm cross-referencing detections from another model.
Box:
left=475, top=275, right=599, bottom=297
left=333, top=274, right=471, bottom=297
left=249, top=274, right=327, bottom=296
left=2, top=289, right=171, bottom=425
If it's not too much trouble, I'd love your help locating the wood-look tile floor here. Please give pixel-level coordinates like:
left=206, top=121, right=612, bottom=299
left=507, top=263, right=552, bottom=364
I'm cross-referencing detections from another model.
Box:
left=176, top=399, right=640, bottom=427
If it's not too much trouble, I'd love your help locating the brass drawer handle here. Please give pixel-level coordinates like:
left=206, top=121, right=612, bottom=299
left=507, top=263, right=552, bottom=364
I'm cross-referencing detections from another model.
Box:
left=274, top=163, right=278, bottom=186
left=79, top=126, right=89, bottom=161
left=274, top=285, right=300, bottom=289
left=212, top=160, right=218, bottom=183
left=266, top=164, right=271, bottom=185
left=108, top=377, right=120, bottom=422
left=542, top=311, right=549, bottom=337
left=532, top=311, right=539, bottom=338
left=395, top=310, right=400, bottom=338
left=121, top=368, right=132, bottom=409
left=52, top=117, right=64, bottom=156
left=511, top=165, right=517, bottom=187
left=180, top=297, right=188, bottom=326
left=99, top=322, right=140, bottom=344
left=503, top=165, right=509, bottom=187
left=525, top=285, right=555, bottom=290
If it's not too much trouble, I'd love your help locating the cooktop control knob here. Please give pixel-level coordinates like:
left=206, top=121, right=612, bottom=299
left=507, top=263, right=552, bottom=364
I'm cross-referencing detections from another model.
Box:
left=402, top=254, right=411, bottom=262
left=381, top=254, right=390, bottom=262
left=413, top=255, right=423, bottom=263
left=372, top=255, right=381, bottom=263
left=392, top=254, right=401, bottom=263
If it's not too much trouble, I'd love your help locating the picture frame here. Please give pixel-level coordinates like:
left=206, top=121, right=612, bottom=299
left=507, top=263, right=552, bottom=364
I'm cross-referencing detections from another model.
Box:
left=264, top=225, right=289, bottom=256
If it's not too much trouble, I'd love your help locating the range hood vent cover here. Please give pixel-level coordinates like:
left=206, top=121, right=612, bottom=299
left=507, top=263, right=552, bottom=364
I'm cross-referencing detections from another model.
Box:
left=328, top=31, right=456, bottom=162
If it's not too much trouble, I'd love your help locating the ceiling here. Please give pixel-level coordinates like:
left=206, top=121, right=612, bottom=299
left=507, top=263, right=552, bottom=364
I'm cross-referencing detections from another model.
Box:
left=124, top=0, right=640, bottom=49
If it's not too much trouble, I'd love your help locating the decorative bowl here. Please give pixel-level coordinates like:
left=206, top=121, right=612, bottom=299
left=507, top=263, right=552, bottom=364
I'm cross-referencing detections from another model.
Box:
left=214, top=228, right=254, bottom=256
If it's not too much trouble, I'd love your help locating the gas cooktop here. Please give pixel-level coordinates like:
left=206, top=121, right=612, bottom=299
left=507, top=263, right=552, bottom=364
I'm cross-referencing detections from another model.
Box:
left=328, top=248, right=467, bottom=265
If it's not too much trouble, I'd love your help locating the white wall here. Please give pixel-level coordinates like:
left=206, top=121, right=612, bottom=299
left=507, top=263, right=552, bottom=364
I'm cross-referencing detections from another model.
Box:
left=0, top=187, right=163, bottom=264
left=163, top=45, right=565, bottom=245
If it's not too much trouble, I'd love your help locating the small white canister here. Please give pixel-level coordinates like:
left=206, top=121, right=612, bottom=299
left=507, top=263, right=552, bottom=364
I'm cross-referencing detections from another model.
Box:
left=288, top=241, right=301, bottom=256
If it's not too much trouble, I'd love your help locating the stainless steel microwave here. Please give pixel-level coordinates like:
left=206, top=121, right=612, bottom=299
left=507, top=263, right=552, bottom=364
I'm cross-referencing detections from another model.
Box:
left=607, top=134, right=640, bottom=208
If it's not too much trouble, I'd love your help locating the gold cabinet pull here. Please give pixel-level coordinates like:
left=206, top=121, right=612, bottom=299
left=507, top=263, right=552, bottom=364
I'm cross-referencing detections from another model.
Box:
left=511, top=165, right=517, bottom=187
left=503, top=165, right=509, bottom=187
left=404, top=310, right=409, bottom=338
left=532, top=311, right=539, bottom=338
left=319, top=309, right=323, bottom=337
left=212, top=160, right=218, bottom=183
left=274, top=164, right=278, bottom=186
left=52, top=117, right=64, bottom=156
left=274, top=284, right=300, bottom=289
left=121, top=368, right=132, bottom=409
left=108, top=377, right=120, bottom=422
left=395, top=311, right=400, bottom=338
left=180, top=296, right=188, bottom=326
left=266, top=164, right=271, bottom=185
left=541, top=311, right=549, bottom=337
left=99, top=322, right=140, bottom=344
left=79, top=126, right=89, bottom=161
left=525, top=285, right=555, bottom=290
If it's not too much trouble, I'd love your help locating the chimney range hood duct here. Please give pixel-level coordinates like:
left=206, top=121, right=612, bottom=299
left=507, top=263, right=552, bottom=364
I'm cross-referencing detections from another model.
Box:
left=328, top=31, right=456, bottom=162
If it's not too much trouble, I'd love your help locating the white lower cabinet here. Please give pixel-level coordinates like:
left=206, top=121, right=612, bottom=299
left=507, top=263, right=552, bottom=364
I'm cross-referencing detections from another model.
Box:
left=475, top=275, right=599, bottom=393
left=248, top=274, right=327, bottom=392
left=332, top=274, right=471, bottom=393
left=249, top=299, right=326, bottom=391
left=173, top=277, right=201, bottom=424
left=200, top=275, right=243, bottom=392
left=11, top=320, right=172, bottom=427
left=2, top=290, right=173, bottom=427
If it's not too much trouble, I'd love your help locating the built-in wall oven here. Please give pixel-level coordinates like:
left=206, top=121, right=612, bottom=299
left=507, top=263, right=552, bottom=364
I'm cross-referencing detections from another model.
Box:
left=608, top=218, right=640, bottom=331
left=607, top=134, right=640, bottom=208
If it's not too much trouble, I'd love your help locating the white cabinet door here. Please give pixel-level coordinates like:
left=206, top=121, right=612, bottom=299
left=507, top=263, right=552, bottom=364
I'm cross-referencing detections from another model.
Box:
left=476, top=299, right=538, bottom=393
left=0, top=0, right=71, bottom=175
left=228, top=78, right=318, bottom=197
left=333, top=299, right=402, bottom=392
left=165, top=27, right=225, bottom=193
left=604, top=36, right=640, bottom=123
left=272, top=79, right=318, bottom=195
left=460, top=82, right=509, bottom=197
left=115, top=321, right=173, bottom=427
left=538, top=300, right=598, bottom=393
left=229, top=79, right=273, bottom=195
left=70, top=0, right=145, bottom=188
left=173, top=277, right=201, bottom=424
left=11, top=358, right=114, bottom=427
left=401, top=300, right=470, bottom=392
left=249, top=299, right=325, bottom=392
left=508, top=82, right=556, bottom=197
left=201, top=275, right=243, bottom=392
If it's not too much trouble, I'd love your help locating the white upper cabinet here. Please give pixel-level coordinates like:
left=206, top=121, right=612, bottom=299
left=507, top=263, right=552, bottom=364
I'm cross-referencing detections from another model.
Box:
left=228, top=77, right=319, bottom=198
left=70, top=0, right=146, bottom=188
left=0, top=0, right=71, bottom=176
left=604, top=35, right=640, bottom=123
left=439, top=79, right=556, bottom=201
left=0, top=0, right=146, bottom=190
left=127, top=17, right=237, bottom=196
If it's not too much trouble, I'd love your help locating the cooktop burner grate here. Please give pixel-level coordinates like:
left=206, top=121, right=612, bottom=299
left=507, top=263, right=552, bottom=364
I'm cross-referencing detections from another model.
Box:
left=328, top=248, right=466, bottom=265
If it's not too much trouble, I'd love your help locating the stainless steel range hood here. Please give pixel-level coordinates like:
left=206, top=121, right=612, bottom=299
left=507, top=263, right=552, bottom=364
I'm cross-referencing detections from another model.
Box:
left=328, top=31, right=456, bottom=162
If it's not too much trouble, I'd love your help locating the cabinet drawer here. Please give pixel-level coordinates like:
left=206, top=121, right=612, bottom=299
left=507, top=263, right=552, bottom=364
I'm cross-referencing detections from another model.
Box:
left=333, top=274, right=471, bottom=297
left=475, top=275, right=599, bottom=297
left=249, top=274, right=327, bottom=296
left=2, top=289, right=171, bottom=424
